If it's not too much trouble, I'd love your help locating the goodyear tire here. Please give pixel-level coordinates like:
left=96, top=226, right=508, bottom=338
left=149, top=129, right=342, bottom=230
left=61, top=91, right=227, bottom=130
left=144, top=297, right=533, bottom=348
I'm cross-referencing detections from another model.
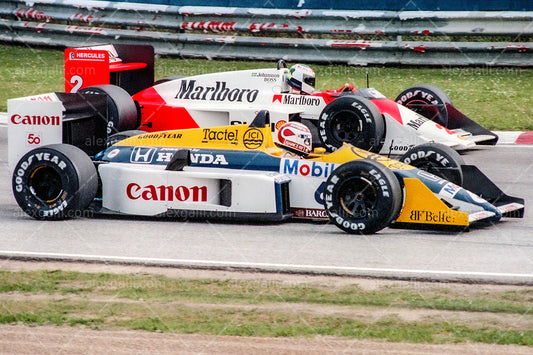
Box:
left=79, top=84, right=138, bottom=134
left=107, top=129, right=146, bottom=146
left=12, top=144, right=98, bottom=220
left=318, top=96, right=384, bottom=152
left=400, top=143, right=465, bottom=186
left=323, top=160, right=402, bottom=234
left=395, top=84, right=452, bottom=127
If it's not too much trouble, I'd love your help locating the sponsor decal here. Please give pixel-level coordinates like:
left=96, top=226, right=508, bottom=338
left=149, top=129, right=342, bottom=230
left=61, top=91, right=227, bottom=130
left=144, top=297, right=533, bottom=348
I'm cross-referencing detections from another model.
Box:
left=271, top=95, right=322, bottom=106
left=243, top=128, right=264, bottom=149
left=107, top=148, right=120, bottom=159
left=283, top=95, right=321, bottom=106
left=10, top=114, right=60, bottom=126
left=176, top=80, right=259, bottom=103
left=291, top=207, right=328, bottom=219
left=275, top=120, right=287, bottom=130
left=27, top=94, right=55, bottom=101
left=406, top=116, right=429, bottom=130
left=252, top=72, right=278, bottom=82
left=190, top=153, right=229, bottom=165
left=137, top=132, right=183, bottom=140
left=156, top=151, right=174, bottom=162
left=130, top=147, right=156, bottom=163
left=126, top=183, right=207, bottom=202
left=202, top=128, right=238, bottom=145
left=409, top=210, right=455, bottom=223
left=439, top=182, right=461, bottom=199
left=281, top=159, right=336, bottom=178
left=387, top=143, right=415, bottom=153
left=68, top=51, right=106, bottom=61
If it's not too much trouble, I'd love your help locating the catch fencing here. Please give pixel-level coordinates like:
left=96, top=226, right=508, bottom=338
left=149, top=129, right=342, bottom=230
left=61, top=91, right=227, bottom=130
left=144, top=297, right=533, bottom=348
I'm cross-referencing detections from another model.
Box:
left=0, top=0, right=532, bottom=66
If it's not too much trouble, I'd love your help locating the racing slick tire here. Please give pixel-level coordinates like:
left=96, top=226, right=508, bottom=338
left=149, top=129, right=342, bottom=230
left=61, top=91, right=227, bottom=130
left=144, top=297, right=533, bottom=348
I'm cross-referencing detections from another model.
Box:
left=12, top=144, right=98, bottom=220
left=107, top=129, right=146, bottom=146
left=323, top=160, right=402, bottom=234
left=318, top=96, right=384, bottom=153
left=79, top=84, right=139, bottom=134
left=395, top=84, right=452, bottom=127
left=399, top=143, right=465, bottom=186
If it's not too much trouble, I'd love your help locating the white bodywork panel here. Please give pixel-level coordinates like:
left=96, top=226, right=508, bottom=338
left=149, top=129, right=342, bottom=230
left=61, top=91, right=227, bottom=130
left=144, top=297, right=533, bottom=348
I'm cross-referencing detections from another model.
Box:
left=99, top=163, right=290, bottom=216
left=7, top=93, right=64, bottom=172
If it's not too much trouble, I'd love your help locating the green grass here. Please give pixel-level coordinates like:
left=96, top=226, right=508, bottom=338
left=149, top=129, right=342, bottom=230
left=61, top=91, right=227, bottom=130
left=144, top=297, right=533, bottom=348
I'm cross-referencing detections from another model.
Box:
left=1, top=270, right=532, bottom=345
left=1, top=43, right=532, bottom=130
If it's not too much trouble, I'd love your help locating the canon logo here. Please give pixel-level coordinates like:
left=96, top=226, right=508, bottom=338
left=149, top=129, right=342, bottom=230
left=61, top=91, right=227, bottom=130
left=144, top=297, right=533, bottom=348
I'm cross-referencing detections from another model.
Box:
left=10, top=114, right=60, bottom=126
left=126, top=183, right=207, bottom=202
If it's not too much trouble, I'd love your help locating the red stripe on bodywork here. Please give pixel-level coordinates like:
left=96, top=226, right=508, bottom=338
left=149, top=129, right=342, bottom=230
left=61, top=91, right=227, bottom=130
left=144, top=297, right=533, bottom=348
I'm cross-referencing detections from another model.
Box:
left=133, top=87, right=199, bottom=132
left=369, top=99, right=403, bottom=125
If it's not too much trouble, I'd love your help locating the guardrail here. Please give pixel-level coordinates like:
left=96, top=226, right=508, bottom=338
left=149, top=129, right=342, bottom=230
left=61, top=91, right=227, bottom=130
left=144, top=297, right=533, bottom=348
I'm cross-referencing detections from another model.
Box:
left=0, top=0, right=532, bottom=66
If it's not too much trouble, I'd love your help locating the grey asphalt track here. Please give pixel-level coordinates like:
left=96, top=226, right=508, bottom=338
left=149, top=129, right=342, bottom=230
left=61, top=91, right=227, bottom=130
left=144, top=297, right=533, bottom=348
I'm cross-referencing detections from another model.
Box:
left=1, top=127, right=532, bottom=284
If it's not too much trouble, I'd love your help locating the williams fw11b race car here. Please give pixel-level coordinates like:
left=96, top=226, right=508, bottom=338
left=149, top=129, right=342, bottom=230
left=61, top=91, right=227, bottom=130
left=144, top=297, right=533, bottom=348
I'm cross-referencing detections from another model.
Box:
left=60, top=44, right=497, bottom=156
left=9, top=103, right=522, bottom=234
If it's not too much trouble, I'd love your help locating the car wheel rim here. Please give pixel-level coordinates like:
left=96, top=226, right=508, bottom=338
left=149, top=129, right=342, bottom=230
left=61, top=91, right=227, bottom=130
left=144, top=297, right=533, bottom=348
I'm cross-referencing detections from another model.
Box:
left=29, top=166, right=64, bottom=203
left=331, top=110, right=362, bottom=143
left=339, top=177, right=377, bottom=218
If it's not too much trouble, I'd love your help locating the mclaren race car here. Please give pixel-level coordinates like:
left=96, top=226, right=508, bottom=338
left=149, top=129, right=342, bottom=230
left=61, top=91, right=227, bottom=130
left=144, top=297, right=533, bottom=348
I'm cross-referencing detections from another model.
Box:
left=9, top=104, right=522, bottom=234
left=61, top=44, right=497, bottom=156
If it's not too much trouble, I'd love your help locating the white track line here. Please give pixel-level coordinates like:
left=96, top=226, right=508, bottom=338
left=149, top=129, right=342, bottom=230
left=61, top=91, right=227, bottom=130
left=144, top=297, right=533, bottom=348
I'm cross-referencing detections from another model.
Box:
left=1, top=250, right=532, bottom=282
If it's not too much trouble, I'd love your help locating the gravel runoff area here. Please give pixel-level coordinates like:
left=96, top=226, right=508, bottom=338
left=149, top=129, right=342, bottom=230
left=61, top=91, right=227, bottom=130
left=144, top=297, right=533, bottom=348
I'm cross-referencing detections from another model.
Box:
left=1, top=260, right=532, bottom=354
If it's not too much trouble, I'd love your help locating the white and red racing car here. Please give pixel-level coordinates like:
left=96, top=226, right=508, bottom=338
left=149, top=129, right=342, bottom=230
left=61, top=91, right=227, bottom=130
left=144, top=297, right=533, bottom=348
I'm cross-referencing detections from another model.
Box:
left=60, top=44, right=497, bottom=156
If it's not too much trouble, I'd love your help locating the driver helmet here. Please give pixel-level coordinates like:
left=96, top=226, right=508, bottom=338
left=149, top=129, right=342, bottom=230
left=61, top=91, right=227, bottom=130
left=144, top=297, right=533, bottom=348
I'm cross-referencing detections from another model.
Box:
left=277, top=122, right=312, bottom=155
left=287, top=64, right=315, bottom=95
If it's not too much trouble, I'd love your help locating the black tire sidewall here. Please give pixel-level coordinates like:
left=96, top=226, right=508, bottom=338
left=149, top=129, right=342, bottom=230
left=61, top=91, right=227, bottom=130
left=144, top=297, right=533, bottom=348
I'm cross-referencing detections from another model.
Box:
left=79, top=85, right=138, bottom=133
left=323, top=160, right=402, bottom=234
left=318, top=96, right=384, bottom=152
left=395, top=85, right=452, bottom=127
left=399, top=143, right=465, bottom=186
left=12, top=144, right=97, bottom=220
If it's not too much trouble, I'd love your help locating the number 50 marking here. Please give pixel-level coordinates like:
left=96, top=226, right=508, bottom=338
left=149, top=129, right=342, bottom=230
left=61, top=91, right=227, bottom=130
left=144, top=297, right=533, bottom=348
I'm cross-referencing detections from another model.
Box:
left=27, top=133, right=41, bottom=145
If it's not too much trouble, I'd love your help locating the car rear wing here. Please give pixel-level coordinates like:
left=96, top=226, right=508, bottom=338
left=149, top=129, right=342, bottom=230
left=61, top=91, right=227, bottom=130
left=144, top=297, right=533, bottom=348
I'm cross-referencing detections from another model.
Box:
left=65, top=44, right=154, bottom=95
left=8, top=92, right=109, bottom=171
left=445, top=103, right=499, bottom=145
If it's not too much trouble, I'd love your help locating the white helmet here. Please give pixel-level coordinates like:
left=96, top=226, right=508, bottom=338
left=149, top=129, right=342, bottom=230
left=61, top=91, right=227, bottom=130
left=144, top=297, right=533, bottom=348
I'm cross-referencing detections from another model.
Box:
left=287, top=64, right=315, bottom=95
left=277, top=122, right=312, bottom=155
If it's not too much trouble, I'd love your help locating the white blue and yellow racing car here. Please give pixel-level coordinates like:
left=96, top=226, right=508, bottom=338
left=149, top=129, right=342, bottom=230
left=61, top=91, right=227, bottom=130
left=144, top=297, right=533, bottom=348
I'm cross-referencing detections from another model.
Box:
left=9, top=108, right=523, bottom=234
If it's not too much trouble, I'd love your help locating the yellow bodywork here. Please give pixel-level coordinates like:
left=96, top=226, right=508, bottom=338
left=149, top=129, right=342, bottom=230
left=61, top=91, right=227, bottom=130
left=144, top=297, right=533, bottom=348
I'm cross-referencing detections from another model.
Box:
left=395, top=178, right=469, bottom=227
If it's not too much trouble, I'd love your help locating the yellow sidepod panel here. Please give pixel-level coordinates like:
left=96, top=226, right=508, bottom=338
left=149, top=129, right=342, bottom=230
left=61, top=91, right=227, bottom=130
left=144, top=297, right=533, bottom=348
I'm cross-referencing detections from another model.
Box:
left=395, top=178, right=469, bottom=228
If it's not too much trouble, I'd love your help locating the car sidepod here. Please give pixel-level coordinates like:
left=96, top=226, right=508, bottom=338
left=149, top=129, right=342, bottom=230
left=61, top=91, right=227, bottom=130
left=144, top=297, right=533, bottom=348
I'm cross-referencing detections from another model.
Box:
left=94, top=146, right=292, bottom=221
